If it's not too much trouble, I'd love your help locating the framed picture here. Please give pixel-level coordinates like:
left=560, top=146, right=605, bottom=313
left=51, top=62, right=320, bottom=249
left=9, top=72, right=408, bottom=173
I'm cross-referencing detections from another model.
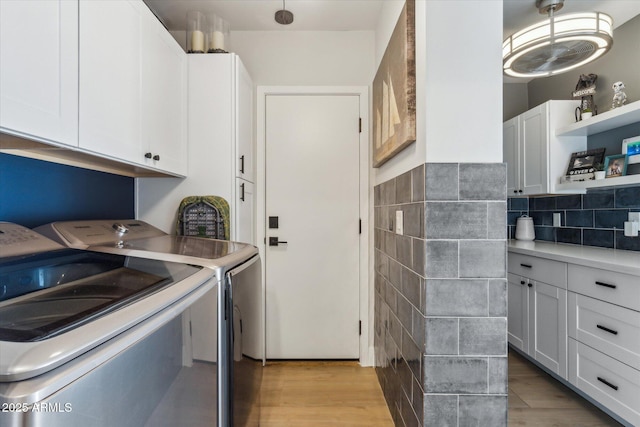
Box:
left=622, top=135, right=640, bottom=165
left=372, top=0, right=416, bottom=168
left=604, top=154, right=628, bottom=178
left=564, top=148, right=606, bottom=179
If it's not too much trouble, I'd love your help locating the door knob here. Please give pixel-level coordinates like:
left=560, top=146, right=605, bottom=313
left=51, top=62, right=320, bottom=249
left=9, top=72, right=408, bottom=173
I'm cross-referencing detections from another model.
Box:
left=269, top=237, right=288, bottom=247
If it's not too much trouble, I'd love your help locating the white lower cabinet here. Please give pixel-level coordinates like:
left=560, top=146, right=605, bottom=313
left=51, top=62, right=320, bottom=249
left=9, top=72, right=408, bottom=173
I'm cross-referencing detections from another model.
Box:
left=507, top=254, right=568, bottom=378
left=567, top=263, right=640, bottom=426
left=510, top=248, right=640, bottom=426
left=530, top=281, right=567, bottom=377
left=569, top=339, right=640, bottom=426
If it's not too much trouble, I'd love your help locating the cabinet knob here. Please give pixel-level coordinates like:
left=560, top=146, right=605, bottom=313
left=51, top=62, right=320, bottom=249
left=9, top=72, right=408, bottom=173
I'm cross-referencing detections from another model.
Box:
left=518, top=189, right=523, bottom=193
left=153, top=155, right=160, bottom=161
left=520, top=280, right=526, bottom=285
left=528, top=283, right=532, bottom=288
left=145, top=152, right=152, bottom=159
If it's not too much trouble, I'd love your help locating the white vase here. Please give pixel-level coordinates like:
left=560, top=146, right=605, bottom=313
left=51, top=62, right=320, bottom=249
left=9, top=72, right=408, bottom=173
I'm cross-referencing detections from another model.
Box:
left=581, top=111, right=593, bottom=120
left=594, top=170, right=606, bottom=180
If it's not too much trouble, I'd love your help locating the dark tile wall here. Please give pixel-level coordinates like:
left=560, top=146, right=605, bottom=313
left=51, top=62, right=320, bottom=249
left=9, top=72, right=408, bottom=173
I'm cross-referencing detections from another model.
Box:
left=374, top=163, right=508, bottom=427
left=508, top=185, right=640, bottom=251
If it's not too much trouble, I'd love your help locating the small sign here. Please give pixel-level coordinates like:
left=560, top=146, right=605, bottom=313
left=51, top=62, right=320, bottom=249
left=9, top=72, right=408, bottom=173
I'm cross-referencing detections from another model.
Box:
left=573, top=86, right=596, bottom=98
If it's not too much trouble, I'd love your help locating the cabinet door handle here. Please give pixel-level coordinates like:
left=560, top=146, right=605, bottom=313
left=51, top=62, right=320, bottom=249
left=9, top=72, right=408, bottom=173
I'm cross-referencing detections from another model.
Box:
left=153, top=154, right=160, bottom=161
left=596, top=324, right=618, bottom=335
left=595, top=281, right=616, bottom=289
left=527, top=283, right=532, bottom=288
left=240, top=155, right=245, bottom=174
left=520, top=280, right=526, bottom=285
left=145, top=152, right=152, bottom=159
left=240, top=183, right=245, bottom=201
left=520, top=263, right=532, bottom=269
left=597, top=377, right=618, bottom=391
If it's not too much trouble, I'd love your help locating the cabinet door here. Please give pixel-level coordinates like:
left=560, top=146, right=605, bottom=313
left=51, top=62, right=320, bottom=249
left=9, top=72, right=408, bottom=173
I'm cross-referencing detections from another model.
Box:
left=235, top=179, right=255, bottom=244
left=530, top=281, right=567, bottom=378
left=235, top=58, right=254, bottom=182
left=508, top=273, right=529, bottom=352
left=140, top=5, right=187, bottom=176
left=503, top=117, right=520, bottom=196
left=79, top=0, right=142, bottom=164
left=0, top=0, right=78, bottom=146
left=520, top=104, right=548, bottom=195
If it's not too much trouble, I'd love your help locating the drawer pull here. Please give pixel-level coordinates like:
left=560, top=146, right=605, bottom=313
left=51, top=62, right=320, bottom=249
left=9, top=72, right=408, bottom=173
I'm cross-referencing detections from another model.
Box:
left=597, top=377, right=618, bottom=391
left=520, top=263, right=532, bottom=269
left=595, top=281, right=616, bottom=289
left=596, top=324, right=618, bottom=335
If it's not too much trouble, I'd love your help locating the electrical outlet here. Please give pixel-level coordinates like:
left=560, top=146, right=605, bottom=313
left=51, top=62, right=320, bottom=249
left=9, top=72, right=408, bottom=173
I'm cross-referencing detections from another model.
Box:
left=624, top=221, right=639, bottom=237
left=395, top=211, right=404, bottom=235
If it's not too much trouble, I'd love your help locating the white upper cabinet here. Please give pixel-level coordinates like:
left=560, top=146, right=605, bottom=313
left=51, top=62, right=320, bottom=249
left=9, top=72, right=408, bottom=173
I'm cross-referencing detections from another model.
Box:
left=503, top=117, right=519, bottom=196
left=235, top=61, right=254, bottom=182
left=0, top=0, right=78, bottom=147
left=140, top=4, right=187, bottom=176
left=504, top=100, right=585, bottom=196
left=79, top=0, right=186, bottom=176
left=79, top=0, right=142, bottom=163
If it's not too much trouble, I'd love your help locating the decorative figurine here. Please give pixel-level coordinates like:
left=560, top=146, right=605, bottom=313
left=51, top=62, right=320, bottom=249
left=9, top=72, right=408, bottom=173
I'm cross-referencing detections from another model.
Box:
left=611, top=81, right=628, bottom=109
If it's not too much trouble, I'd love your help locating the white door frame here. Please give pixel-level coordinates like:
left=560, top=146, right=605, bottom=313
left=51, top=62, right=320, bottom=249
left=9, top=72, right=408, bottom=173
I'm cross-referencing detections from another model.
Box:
left=256, top=86, right=371, bottom=365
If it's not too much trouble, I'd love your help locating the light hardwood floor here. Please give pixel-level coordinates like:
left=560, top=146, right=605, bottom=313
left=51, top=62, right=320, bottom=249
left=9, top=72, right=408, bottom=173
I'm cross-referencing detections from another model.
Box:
left=508, top=350, right=622, bottom=426
left=259, top=352, right=623, bottom=426
left=259, top=360, right=393, bottom=426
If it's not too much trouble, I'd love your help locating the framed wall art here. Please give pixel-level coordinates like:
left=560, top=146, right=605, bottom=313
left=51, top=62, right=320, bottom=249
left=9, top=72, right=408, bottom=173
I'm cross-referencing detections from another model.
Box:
left=372, top=0, right=416, bottom=168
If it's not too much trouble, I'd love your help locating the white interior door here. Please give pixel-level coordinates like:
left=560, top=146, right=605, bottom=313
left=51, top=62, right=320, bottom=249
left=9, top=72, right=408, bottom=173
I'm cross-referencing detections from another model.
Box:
left=265, top=94, right=360, bottom=359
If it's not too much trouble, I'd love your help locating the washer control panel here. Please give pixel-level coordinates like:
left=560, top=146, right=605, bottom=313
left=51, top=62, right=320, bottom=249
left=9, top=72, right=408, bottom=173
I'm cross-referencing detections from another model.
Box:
left=35, top=220, right=167, bottom=248
left=0, top=222, right=64, bottom=257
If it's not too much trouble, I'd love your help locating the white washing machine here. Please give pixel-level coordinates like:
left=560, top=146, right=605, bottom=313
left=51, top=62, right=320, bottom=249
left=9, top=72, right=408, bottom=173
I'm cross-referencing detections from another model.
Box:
left=35, top=220, right=263, bottom=427
left=0, top=222, right=216, bottom=426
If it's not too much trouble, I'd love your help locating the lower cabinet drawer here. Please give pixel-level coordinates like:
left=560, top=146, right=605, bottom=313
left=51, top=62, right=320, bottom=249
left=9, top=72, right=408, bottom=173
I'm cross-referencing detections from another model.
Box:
left=568, top=292, right=640, bottom=370
left=508, top=253, right=567, bottom=288
left=568, top=264, right=640, bottom=312
left=569, top=339, right=640, bottom=426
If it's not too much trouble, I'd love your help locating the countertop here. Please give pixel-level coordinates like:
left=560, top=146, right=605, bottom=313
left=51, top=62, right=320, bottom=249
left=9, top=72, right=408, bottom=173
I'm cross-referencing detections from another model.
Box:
left=508, top=240, right=640, bottom=276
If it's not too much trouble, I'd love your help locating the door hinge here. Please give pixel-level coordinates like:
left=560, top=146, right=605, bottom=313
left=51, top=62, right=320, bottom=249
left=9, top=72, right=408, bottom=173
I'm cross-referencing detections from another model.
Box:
left=359, top=320, right=362, bottom=336
left=359, top=118, right=362, bottom=133
left=359, top=219, right=362, bottom=234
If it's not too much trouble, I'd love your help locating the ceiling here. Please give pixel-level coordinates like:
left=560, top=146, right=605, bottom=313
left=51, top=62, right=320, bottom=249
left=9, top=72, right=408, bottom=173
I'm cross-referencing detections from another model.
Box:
left=145, top=0, right=640, bottom=34
left=144, top=0, right=640, bottom=83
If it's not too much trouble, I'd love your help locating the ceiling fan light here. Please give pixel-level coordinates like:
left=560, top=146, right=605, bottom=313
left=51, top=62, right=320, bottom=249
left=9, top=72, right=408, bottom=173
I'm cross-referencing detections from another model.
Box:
left=503, top=10, right=613, bottom=78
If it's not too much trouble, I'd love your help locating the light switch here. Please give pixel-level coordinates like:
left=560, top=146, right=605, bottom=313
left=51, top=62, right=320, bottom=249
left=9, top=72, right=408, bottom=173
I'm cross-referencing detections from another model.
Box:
left=395, top=211, right=404, bottom=235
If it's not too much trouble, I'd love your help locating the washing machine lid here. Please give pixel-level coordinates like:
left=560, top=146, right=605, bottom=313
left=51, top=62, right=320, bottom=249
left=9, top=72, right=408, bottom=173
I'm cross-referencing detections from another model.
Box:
left=0, top=249, right=199, bottom=342
left=0, top=247, right=212, bottom=382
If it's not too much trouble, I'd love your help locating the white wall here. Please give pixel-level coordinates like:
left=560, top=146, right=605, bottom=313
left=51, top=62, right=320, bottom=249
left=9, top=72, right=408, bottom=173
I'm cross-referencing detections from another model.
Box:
left=170, top=29, right=374, bottom=86
left=373, top=0, right=504, bottom=185
left=231, top=31, right=374, bottom=86
left=424, top=1, right=502, bottom=163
